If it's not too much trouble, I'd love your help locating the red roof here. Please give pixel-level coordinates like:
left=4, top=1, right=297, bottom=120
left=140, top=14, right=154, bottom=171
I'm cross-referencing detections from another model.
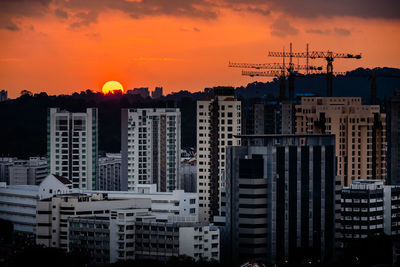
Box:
left=53, top=174, right=72, bottom=185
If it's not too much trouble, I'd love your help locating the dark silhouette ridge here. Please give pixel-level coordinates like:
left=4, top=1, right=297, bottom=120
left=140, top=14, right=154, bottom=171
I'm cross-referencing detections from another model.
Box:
left=0, top=67, right=399, bottom=158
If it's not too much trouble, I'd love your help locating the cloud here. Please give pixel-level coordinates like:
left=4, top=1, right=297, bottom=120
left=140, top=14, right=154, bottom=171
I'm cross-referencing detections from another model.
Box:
left=305, top=27, right=351, bottom=36
left=270, top=16, right=299, bottom=37
left=70, top=11, right=98, bottom=28
left=0, top=0, right=398, bottom=32
left=261, top=0, right=400, bottom=19
left=306, top=28, right=331, bottom=35
left=3, top=21, right=20, bottom=31
left=0, top=0, right=51, bottom=31
left=55, top=8, right=68, bottom=19
left=246, top=6, right=271, bottom=16
left=193, top=27, right=200, bottom=32
left=334, top=27, right=351, bottom=36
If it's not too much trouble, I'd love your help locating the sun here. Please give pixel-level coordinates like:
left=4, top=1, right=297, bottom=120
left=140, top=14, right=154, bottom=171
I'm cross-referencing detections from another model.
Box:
left=102, top=81, right=124, bottom=94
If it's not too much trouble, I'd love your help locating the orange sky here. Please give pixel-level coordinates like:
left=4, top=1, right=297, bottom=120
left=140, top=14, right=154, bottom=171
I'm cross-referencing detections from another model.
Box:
left=0, top=1, right=399, bottom=98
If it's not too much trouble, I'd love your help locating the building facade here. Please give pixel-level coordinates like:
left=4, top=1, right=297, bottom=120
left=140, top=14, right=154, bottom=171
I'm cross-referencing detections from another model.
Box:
left=98, top=153, right=121, bottom=191
left=180, top=158, right=197, bottom=193
left=47, top=108, right=98, bottom=190
left=245, top=101, right=282, bottom=136
left=87, top=185, right=199, bottom=222
left=0, top=157, right=17, bottom=184
left=388, top=93, right=400, bottom=184
left=0, top=183, right=38, bottom=234
left=9, top=157, right=48, bottom=185
left=68, top=216, right=111, bottom=265
left=67, top=209, right=219, bottom=264
left=109, top=209, right=219, bottom=263
left=121, top=108, right=181, bottom=192
left=223, top=134, right=336, bottom=264
left=196, top=86, right=242, bottom=222
left=296, top=97, right=386, bottom=186
left=36, top=193, right=151, bottom=249
left=340, top=180, right=400, bottom=244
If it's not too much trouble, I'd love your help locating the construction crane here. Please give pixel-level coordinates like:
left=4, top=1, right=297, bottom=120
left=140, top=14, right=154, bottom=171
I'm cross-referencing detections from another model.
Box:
left=228, top=62, right=321, bottom=71
left=240, top=69, right=308, bottom=101
left=229, top=58, right=322, bottom=100
left=268, top=43, right=362, bottom=97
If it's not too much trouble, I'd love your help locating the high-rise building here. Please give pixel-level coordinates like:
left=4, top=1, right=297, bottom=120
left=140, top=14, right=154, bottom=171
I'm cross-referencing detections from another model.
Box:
left=388, top=93, right=400, bottom=184
left=245, top=101, right=281, bottom=136
left=98, top=153, right=121, bottom=191
left=296, top=97, right=386, bottom=186
left=121, top=108, right=181, bottom=192
left=9, top=157, right=48, bottom=185
left=281, top=101, right=296, bottom=134
left=126, top=87, right=150, bottom=98
left=222, top=134, right=336, bottom=264
left=151, top=87, right=163, bottom=99
left=196, top=86, right=242, bottom=222
left=47, top=108, right=98, bottom=190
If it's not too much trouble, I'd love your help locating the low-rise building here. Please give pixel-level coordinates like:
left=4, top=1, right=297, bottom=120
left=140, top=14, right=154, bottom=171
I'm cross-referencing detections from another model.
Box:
left=9, top=157, right=48, bottom=185
left=68, top=216, right=111, bottom=265
left=68, top=209, right=219, bottom=264
left=86, top=184, right=198, bottom=222
left=0, top=183, right=38, bottom=234
left=340, top=180, right=400, bottom=244
left=0, top=157, right=17, bottom=184
left=38, top=174, right=73, bottom=200
left=36, top=193, right=151, bottom=249
left=110, top=210, right=219, bottom=262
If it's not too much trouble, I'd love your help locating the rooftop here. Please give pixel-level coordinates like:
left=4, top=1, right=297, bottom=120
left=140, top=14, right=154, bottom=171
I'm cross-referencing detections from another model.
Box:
left=53, top=174, right=72, bottom=185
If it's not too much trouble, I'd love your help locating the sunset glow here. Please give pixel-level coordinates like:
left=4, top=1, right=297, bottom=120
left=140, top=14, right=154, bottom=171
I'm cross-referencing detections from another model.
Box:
left=0, top=1, right=399, bottom=98
left=102, top=81, right=124, bottom=94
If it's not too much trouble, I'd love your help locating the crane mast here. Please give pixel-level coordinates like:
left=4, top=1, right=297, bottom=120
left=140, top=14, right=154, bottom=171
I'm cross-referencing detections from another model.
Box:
left=268, top=43, right=361, bottom=96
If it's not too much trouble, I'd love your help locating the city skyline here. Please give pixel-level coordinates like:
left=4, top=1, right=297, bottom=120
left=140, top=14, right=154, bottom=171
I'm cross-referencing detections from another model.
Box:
left=1, top=1, right=400, bottom=265
left=0, top=1, right=400, bottom=98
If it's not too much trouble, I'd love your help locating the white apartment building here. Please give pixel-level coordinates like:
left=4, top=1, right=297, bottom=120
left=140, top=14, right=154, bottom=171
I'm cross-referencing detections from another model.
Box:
left=108, top=209, right=219, bottom=263
left=121, top=108, right=181, bottom=192
left=340, top=180, right=400, bottom=243
left=36, top=193, right=151, bottom=249
left=0, top=183, right=38, bottom=234
left=196, top=87, right=242, bottom=222
left=9, top=157, right=48, bottom=185
left=47, top=108, right=98, bottom=190
left=0, top=174, right=75, bottom=234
